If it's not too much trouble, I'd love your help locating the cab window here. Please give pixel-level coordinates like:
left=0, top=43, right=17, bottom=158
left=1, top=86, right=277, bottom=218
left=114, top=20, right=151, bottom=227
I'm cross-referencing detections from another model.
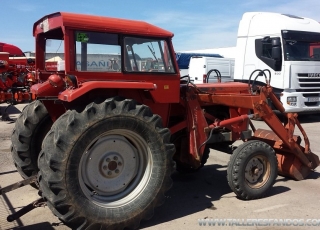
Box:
left=45, top=39, right=64, bottom=71
left=123, top=37, right=175, bottom=73
left=75, top=31, right=121, bottom=72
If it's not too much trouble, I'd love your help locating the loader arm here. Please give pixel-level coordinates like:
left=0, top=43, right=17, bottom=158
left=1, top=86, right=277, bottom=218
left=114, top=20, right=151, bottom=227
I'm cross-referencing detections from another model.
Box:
left=197, top=85, right=319, bottom=180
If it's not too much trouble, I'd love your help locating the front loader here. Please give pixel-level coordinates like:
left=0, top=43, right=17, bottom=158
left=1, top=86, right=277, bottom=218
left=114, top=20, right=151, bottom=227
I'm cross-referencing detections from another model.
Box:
left=2, top=12, right=319, bottom=230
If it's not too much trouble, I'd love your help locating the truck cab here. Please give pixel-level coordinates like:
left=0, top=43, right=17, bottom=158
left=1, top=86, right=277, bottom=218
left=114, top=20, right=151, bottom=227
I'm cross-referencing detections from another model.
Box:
left=234, top=12, right=320, bottom=113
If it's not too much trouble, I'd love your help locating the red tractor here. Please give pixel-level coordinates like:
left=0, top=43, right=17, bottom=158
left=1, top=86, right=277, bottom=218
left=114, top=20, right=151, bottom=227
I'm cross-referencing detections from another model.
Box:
left=6, top=12, right=319, bottom=229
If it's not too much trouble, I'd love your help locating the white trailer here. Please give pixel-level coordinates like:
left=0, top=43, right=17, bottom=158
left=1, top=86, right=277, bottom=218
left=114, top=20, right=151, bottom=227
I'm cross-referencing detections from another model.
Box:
left=175, top=52, right=222, bottom=77
left=188, top=56, right=235, bottom=84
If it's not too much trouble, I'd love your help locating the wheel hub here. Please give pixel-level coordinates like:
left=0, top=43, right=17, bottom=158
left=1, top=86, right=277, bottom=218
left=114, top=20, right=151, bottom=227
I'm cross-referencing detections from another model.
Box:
left=81, top=135, right=138, bottom=196
left=100, top=153, right=124, bottom=179
left=245, top=157, right=264, bottom=183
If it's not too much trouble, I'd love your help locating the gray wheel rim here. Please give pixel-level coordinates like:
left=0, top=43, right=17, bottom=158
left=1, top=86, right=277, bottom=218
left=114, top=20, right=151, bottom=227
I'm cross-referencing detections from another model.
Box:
left=78, top=129, right=153, bottom=208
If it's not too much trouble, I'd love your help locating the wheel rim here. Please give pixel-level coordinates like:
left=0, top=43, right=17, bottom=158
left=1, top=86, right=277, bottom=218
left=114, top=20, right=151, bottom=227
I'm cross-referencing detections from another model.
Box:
left=244, top=154, right=271, bottom=189
left=78, top=129, right=152, bottom=208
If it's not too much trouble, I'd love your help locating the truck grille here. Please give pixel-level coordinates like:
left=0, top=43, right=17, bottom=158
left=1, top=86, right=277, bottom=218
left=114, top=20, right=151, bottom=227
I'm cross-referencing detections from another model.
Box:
left=296, top=74, right=320, bottom=107
left=297, top=73, right=320, bottom=90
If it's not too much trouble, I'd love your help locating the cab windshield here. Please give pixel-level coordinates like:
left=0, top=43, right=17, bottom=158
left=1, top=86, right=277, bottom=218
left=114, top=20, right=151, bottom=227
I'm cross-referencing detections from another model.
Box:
left=123, top=37, right=175, bottom=73
left=283, top=30, right=320, bottom=61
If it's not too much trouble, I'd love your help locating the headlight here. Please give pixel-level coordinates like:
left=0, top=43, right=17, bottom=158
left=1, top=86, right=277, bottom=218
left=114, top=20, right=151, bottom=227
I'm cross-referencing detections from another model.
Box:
left=287, top=96, right=297, bottom=102
left=287, top=96, right=297, bottom=106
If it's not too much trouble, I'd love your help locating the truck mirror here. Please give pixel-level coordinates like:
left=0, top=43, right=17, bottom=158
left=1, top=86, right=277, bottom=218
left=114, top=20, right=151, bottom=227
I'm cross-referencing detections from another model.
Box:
left=272, top=46, right=281, bottom=60
left=271, top=38, right=281, bottom=60
left=272, top=37, right=281, bottom=47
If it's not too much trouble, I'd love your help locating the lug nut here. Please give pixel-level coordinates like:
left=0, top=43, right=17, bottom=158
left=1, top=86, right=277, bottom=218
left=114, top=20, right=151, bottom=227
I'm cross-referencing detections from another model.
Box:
left=115, top=169, right=119, bottom=174
left=118, top=162, right=122, bottom=166
left=114, top=156, right=118, bottom=161
left=108, top=171, right=112, bottom=175
left=106, top=158, right=110, bottom=162
left=103, top=165, right=107, bottom=170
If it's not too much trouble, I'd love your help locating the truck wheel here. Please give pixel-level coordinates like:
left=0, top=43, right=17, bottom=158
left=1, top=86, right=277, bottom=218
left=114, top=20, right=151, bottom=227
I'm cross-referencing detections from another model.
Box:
left=11, top=100, right=52, bottom=185
left=38, top=97, right=175, bottom=229
left=227, top=140, right=277, bottom=200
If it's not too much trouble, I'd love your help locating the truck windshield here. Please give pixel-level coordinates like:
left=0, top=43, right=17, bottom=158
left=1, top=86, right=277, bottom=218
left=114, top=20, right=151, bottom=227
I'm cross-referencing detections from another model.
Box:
left=283, top=30, right=320, bottom=61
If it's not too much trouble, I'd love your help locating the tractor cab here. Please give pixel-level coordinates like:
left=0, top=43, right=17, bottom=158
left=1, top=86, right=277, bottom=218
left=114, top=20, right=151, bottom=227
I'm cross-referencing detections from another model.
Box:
left=32, top=12, right=181, bottom=106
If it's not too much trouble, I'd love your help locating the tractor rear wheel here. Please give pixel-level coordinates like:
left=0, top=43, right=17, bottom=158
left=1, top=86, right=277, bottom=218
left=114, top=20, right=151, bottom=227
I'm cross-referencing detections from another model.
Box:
left=11, top=100, right=52, bottom=185
left=227, top=140, right=277, bottom=200
left=38, top=97, right=175, bottom=229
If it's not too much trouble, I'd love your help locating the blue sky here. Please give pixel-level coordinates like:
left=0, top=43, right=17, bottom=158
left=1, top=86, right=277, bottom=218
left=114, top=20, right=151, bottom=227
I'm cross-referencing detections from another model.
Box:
left=2, top=0, right=320, bottom=52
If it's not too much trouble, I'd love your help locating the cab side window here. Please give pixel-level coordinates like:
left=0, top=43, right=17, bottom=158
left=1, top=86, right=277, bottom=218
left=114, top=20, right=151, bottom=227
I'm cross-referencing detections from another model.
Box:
left=75, top=31, right=121, bottom=72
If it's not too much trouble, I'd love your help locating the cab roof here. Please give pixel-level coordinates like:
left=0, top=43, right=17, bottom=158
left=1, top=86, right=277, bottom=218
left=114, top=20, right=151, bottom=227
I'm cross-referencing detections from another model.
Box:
left=33, top=12, right=174, bottom=38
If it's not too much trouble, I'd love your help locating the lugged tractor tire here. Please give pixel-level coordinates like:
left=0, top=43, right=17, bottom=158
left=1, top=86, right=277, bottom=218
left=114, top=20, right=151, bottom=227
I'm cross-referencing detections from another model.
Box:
left=227, top=140, right=277, bottom=200
left=38, top=97, right=175, bottom=230
left=11, top=100, right=53, bottom=186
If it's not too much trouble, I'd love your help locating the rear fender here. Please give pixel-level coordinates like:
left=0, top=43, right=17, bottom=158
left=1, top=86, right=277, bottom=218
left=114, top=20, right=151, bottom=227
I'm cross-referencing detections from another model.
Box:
left=58, top=81, right=157, bottom=102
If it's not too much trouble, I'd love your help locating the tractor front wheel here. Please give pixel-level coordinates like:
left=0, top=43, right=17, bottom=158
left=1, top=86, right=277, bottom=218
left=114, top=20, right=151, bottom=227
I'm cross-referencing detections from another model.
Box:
left=227, top=140, right=277, bottom=200
left=38, top=97, right=175, bottom=229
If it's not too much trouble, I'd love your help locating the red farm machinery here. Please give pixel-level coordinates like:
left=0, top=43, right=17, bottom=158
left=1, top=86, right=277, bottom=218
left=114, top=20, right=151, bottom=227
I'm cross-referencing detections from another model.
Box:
left=0, top=43, right=37, bottom=120
left=0, top=12, right=318, bottom=229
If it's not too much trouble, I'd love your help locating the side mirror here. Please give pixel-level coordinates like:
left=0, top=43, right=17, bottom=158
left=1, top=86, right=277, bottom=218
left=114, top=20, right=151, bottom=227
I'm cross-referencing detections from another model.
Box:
left=272, top=47, right=281, bottom=60
left=272, top=37, right=281, bottom=47
left=272, top=38, right=282, bottom=60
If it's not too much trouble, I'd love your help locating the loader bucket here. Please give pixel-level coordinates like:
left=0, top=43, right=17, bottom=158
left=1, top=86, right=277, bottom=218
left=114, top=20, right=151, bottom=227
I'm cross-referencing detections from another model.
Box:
left=276, top=152, right=317, bottom=180
left=254, top=129, right=320, bottom=180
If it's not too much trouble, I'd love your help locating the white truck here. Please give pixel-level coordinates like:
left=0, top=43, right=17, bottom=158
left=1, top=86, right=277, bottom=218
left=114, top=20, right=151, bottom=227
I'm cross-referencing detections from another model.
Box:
left=234, top=12, right=320, bottom=113
left=188, top=56, right=235, bottom=83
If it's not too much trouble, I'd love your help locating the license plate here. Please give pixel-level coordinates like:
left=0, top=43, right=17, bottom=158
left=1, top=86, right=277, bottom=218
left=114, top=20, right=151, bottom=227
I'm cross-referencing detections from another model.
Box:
left=308, top=97, right=320, bottom=102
